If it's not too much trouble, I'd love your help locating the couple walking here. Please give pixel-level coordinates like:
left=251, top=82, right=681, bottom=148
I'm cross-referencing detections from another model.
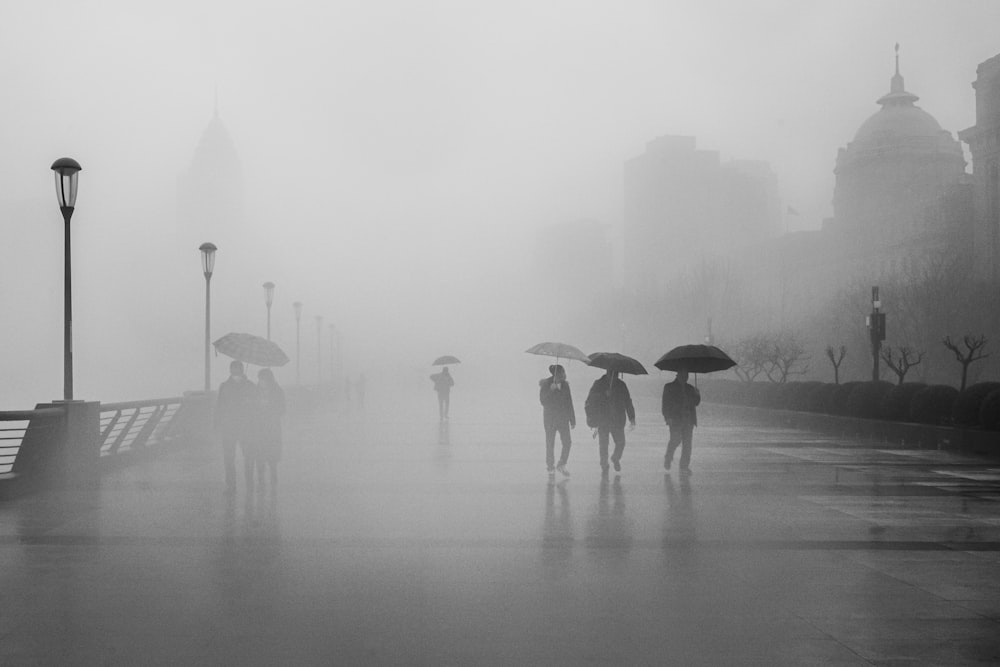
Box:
left=215, top=360, right=287, bottom=496
left=539, top=365, right=701, bottom=475
left=538, top=365, right=635, bottom=475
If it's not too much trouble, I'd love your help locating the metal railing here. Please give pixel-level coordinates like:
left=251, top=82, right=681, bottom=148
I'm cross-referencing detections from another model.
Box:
left=0, top=408, right=65, bottom=476
left=99, top=398, right=185, bottom=458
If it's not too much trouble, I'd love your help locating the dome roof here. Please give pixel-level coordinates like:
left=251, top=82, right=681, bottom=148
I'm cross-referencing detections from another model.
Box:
left=853, top=103, right=944, bottom=145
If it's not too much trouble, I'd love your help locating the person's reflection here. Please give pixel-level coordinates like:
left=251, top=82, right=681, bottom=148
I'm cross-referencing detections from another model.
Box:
left=662, top=473, right=696, bottom=551
left=434, top=421, right=451, bottom=471
left=541, top=479, right=573, bottom=577
left=585, top=473, right=633, bottom=566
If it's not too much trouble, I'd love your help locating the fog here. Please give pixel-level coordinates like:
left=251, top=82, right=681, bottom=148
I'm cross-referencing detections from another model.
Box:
left=0, top=0, right=997, bottom=407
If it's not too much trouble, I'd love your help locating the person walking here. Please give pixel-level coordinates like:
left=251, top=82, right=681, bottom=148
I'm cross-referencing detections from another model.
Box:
left=431, top=367, right=454, bottom=421
left=254, top=368, right=286, bottom=490
left=585, top=370, right=635, bottom=473
left=539, top=364, right=575, bottom=476
left=662, top=370, right=701, bottom=475
left=215, top=360, right=261, bottom=496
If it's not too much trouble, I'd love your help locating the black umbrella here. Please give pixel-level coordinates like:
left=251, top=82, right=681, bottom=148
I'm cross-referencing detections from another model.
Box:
left=213, top=332, right=290, bottom=367
left=586, top=352, right=648, bottom=376
left=433, top=355, right=461, bottom=366
left=654, top=344, right=736, bottom=374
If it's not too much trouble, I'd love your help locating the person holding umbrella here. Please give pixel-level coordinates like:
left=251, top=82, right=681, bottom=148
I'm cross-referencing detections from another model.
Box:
left=585, top=363, right=637, bottom=473
left=431, top=366, right=455, bottom=421
left=214, top=360, right=261, bottom=496
left=661, top=370, right=701, bottom=475
left=655, top=344, right=735, bottom=476
left=539, top=364, right=575, bottom=476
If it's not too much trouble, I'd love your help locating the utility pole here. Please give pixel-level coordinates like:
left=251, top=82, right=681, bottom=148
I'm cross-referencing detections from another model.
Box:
left=866, top=286, right=886, bottom=382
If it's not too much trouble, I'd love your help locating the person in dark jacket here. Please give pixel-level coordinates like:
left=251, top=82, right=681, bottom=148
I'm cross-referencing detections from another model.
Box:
left=585, top=370, right=635, bottom=473
left=254, top=368, right=286, bottom=490
left=539, top=364, right=576, bottom=476
left=661, top=370, right=701, bottom=475
left=431, top=367, right=454, bottom=421
left=214, top=360, right=261, bottom=495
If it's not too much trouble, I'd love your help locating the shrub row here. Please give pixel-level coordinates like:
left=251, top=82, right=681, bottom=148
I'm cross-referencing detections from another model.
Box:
left=701, top=378, right=1000, bottom=430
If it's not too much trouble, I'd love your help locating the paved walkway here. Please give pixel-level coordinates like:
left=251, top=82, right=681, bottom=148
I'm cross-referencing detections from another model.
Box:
left=2, top=399, right=1000, bottom=665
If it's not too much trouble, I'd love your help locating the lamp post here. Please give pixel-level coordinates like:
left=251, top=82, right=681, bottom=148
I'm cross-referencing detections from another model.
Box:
left=51, top=158, right=82, bottom=401
left=866, top=286, right=886, bottom=382
left=199, top=243, right=217, bottom=392
left=315, top=315, right=323, bottom=384
left=329, top=324, right=336, bottom=381
left=263, top=281, right=275, bottom=341
left=293, top=301, right=302, bottom=385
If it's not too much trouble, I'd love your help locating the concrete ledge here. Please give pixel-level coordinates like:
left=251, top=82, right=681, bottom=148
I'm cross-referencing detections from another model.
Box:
left=710, top=402, right=1000, bottom=459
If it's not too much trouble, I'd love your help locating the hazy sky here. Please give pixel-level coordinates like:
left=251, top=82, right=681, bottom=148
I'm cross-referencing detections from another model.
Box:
left=0, top=0, right=998, bottom=404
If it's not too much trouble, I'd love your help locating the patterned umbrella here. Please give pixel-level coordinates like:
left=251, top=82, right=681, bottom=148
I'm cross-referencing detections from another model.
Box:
left=525, top=342, right=590, bottom=364
left=586, top=352, right=647, bottom=376
left=213, top=332, right=290, bottom=367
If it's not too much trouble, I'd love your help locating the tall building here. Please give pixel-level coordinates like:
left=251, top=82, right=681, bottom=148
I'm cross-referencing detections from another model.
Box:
left=830, top=47, right=972, bottom=277
left=959, top=53, right=1000, bottom=282
left=176, top=107, right=244, bottom=245
left=624, top=135, right=780, bottom=293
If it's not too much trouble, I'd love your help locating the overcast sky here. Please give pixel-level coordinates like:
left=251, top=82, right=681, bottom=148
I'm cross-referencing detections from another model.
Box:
left=0, top=0, right=998, bottom=404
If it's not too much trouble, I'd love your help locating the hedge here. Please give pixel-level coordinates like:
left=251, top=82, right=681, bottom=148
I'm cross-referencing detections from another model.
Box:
left=953, top=382, right=1000, bottom=427
left=845, top=381, right=894, bottom=419
left=980, top=389, right=1000, bottom=431
left=909, top=385, right=960, bottom=425
left=880, top=383, right=928, bottom=422
left=829, top=381, right=863, bottom=415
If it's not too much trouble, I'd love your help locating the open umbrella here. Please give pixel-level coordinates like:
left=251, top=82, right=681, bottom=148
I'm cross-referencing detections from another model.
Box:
left=525, top=342, right=590, bottom=364
left=213, top=332, right=290, bottom=367
left=433, top=355, right=461, bottom=366
left=654, top=344, right=736, bottom=374
left=586, top=352, right=648, bottom=376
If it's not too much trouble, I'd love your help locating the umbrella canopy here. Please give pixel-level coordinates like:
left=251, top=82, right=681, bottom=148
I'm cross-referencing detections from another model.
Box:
left=654, top=344, right=736, bottom=374
left=524, top=342, right=590, bottom=363
left=213, top=332, right=290, bottom=367
left=433, top=355, right=461, bottom=366
left=586, top=352, right=648, bottom=376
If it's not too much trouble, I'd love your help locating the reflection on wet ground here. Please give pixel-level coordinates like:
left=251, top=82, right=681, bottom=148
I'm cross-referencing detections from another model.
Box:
left=2, top=401, right=1000, bottom=665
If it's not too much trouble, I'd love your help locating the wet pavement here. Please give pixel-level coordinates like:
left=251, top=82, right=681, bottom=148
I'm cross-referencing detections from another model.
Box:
left=2, top=398, right=1000, bottom=665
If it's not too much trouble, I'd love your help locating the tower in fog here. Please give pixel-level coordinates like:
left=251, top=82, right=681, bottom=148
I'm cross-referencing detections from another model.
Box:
left=960, top=53, right=1000, bottom=283
left=624, top=135, right=780, bottom=294
left=176, top=105, right=244, bottom=244
left=831, top=47, right=972, bottom=275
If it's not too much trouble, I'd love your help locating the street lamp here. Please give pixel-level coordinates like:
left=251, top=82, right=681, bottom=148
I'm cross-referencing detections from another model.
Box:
left=51, top=157, right=82, bottom=401
left=293, top=301, right=303, bottom=385
left=199, top=242, right=217, bottom=392
left=866, top=286, right=886, bottom=382
left=315, top=315, right=323, bottom=384
left=263, top=281, right=275, bottom=341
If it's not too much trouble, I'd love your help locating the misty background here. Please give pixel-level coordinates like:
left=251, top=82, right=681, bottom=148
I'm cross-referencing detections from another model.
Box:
left=1, top=0, right=998, bottom=408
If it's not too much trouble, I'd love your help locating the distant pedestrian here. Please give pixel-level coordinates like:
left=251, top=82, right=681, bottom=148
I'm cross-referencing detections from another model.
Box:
left=214, top=360, right=261, bottom=496
left=539, top=364, right=576, bottom=476
left=585, top=370, right=635, bottom=473
left=662, top=370, right=701, bottom=475
left=254, top=368, right=286, bottom=490
left=431, top=367, right=454, bottom=420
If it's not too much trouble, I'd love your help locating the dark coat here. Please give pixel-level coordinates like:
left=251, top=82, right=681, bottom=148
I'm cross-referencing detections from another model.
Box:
left=661, top=380, right=701, bottom=426
left=586, top=376, right=635, bottom=429
left=539, top=377, right=576, bottom=427
left=256, top=382, right=286, bottom=460
left=431, top=371, right=454, bottom=395
left=214, top=376, right=260, bottom=437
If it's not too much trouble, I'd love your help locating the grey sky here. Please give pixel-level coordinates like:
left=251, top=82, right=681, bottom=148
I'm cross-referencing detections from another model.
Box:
left=0, top=0, right=997, bottom=404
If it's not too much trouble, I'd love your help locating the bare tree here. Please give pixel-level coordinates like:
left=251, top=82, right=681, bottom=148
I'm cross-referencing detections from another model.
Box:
left=825, top=345, right=847, bottom=385
left=942, top=335, right=989, bottom=391
left=880, top=345, right=923, bottom=385
left=732, top=334, right=772, bottom=383
left=763, top=332, right=809, bottom=383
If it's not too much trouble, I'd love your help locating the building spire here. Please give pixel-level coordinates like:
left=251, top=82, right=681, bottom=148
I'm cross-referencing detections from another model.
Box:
left=878, top=43, right=919, bottom=106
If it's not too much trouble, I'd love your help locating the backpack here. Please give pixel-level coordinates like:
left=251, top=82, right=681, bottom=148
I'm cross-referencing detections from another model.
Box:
left=584, top=387, right=608, bottom=428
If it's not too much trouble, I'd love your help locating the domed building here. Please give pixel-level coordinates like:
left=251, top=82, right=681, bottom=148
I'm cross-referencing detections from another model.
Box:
left=830, top=47, right=973, bottom=276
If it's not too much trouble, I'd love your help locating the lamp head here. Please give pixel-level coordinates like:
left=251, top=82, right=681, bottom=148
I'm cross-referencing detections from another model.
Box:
left=199, top=242, right=217, bottom=278
left=50, top=157, right=82, bottom=210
